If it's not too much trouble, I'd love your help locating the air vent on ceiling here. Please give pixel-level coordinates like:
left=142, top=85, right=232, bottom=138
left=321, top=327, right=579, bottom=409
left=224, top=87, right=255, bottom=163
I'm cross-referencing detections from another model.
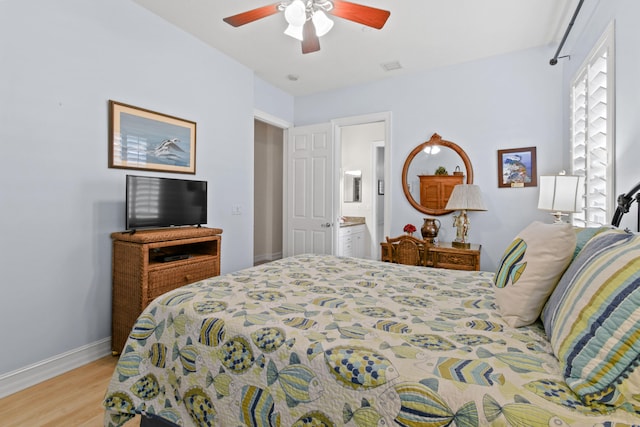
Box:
left=381, top=61, right=403, bottom=72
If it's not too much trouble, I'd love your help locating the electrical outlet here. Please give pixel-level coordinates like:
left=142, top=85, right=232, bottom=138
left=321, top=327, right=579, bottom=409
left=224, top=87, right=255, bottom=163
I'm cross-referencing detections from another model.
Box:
left=232, top=204, right=242, bottom=215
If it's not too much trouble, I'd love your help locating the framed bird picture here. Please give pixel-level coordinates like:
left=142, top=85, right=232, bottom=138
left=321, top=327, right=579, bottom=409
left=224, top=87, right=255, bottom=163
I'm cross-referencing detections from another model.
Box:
left=497, top=147, right=537, bottom=188
left=108, top=100, right=196, bottom=174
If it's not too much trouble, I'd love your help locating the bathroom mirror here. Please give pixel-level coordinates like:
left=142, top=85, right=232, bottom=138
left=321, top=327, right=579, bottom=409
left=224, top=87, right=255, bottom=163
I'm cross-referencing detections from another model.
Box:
left=402, top=133, right=474, bottom=215
left=344, top=170, right=362, bottom=203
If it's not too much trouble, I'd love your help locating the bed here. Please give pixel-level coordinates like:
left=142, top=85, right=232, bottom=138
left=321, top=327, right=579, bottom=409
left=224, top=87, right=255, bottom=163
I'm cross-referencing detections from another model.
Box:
left=103, top=225, right=640, bottom=426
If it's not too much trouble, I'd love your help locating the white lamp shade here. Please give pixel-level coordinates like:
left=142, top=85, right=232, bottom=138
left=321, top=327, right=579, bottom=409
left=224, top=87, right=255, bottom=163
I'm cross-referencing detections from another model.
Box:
left=445, top=184, right=487, bottom=211
left=284, top=23, right=304, bottom=40
left=312, top=10, right=334, bottom=37
left=538, top=175, right=585, bottom=212
left=284, top=0, right=306, bottom=27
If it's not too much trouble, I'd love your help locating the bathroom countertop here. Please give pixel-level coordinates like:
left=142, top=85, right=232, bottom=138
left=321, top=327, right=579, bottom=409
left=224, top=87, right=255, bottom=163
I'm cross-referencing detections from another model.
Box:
left=339, top=216, right=366, bottom=227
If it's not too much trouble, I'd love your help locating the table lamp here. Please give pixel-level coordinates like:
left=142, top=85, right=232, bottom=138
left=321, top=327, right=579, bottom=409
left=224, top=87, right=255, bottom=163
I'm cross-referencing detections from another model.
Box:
left=538, top=172, right=584, bottom=223
left=445, top=184, right=487, bottom=248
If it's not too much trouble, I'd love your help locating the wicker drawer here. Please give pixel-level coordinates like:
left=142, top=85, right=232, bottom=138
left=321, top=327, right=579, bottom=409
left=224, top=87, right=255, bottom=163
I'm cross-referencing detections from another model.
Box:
left=148, top=258, right=217, bottom=301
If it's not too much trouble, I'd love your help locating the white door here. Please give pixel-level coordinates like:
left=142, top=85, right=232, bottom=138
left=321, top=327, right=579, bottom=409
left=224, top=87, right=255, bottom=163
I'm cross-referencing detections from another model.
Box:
left=285, top=123, right=334, bottom=256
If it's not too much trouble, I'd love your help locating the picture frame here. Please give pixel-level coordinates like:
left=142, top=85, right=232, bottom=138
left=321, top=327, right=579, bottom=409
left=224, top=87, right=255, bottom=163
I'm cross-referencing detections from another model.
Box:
left=497, top=146, right=537, bottom=188
left=109, top=100, right=197, bottom=174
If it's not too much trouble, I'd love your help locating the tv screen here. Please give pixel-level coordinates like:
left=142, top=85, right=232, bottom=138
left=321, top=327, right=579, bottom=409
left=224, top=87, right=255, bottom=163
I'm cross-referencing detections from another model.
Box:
left=126, top=175, right=207, bottom=230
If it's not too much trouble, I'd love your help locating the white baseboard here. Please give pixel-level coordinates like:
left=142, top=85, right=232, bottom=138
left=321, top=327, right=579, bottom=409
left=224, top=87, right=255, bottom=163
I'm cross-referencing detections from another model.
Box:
left=253, top=251, right=283, bottom=265
left=0, top=337, right=112, bottom=399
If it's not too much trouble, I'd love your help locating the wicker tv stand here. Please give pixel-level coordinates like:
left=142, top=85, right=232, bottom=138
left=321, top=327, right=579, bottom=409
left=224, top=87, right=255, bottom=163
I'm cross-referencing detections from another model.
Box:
left=111, top=226, right=222, bottom=354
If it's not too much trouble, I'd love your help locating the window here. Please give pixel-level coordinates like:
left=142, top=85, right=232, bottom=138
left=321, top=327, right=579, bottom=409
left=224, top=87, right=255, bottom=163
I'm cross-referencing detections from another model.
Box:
left=570, top=22, right=615, bottom=227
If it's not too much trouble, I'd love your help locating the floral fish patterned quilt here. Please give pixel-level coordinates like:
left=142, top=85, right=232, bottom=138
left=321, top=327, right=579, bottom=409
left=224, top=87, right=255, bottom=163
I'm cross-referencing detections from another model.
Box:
left=104, top=254, right=640, bottom=426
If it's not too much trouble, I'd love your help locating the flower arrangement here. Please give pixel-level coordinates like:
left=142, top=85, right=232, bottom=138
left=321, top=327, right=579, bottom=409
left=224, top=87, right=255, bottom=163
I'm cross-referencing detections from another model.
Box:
left=403, top=223, right=416, bottom=234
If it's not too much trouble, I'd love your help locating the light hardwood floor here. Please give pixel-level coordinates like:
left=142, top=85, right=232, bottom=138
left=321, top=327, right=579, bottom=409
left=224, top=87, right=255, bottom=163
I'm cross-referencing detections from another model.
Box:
left=0, top=356, right=140, bottom=427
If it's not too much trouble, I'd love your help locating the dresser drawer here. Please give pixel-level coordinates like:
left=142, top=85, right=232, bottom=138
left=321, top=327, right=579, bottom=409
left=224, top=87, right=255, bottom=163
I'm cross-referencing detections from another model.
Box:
left=341, top=240, right=354, bottom=257
left=340, top=226, right=355, bottom=236
left=147, top=259, right=217, bottom=302
left=433, top=252, right=478, bottom=270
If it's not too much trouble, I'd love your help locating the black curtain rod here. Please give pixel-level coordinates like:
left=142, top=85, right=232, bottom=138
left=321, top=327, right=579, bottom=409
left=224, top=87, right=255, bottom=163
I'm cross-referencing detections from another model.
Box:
left=550, top=0, right=585, bottom=65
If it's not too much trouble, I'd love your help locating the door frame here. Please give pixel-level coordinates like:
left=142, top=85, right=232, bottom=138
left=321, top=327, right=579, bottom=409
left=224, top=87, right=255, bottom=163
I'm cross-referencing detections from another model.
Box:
left=371, top=140, right=385, bottom=260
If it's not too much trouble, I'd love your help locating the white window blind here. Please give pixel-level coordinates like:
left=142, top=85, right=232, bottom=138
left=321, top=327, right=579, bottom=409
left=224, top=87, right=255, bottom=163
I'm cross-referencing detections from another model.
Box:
left=570, top=23, right=615, bottom=227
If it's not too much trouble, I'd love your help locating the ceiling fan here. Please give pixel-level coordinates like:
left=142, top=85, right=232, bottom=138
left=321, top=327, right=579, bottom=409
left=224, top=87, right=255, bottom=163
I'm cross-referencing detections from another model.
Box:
left=223, top=0, right=391, bottom=54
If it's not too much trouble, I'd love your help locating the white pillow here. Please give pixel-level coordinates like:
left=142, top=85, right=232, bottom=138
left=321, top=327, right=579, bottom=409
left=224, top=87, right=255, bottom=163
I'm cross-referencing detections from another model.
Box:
left=493, top=221, right=576, bottom=327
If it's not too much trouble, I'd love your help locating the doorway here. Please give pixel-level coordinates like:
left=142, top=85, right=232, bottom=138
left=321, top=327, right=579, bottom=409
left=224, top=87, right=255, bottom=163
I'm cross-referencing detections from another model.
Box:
left=338, top=122, right=385, bottom=259
left=334, top=112, right=391, bottom=260
left=254, top=111, right=390, bottom=261
left=253, top=119, right=284, bottom=265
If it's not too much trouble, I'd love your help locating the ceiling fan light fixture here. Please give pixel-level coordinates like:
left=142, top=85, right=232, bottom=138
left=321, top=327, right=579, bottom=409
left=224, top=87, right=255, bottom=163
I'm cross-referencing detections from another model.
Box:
left=284, top=0, right=306, bottom=26
left=223, top=0, right=389, bottom=54
left=284, top=23, right=304, bottom=41
left=312, top=10, right=333, bottom=37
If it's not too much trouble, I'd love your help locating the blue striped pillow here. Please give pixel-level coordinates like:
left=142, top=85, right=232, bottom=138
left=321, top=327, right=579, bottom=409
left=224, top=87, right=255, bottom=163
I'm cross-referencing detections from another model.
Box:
left=541, top=229, right=640, bottom=409
left=572, top=225, right=614, bottom=261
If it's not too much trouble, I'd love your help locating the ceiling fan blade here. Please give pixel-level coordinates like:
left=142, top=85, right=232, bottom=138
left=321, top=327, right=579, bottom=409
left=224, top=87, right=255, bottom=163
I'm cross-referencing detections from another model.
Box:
left=329, top=0, right=390, bottom=29
left=223, top=3, right=281, bottom=27
left=301, top=20, right=321, bottom=54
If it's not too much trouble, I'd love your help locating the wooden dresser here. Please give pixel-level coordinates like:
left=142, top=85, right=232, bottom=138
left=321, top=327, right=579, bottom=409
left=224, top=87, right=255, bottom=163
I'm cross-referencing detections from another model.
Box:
left=418, top=175, right=464, bottom=210
left=381, top=240, right=481, bottom=271
left=426, top=242, right=481, bottom=271
left=111, top=227, right=222, bottom=353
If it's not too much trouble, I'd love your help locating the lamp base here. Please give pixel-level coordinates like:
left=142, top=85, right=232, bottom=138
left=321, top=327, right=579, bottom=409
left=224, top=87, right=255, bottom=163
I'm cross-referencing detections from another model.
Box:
left=452, top=241, right=471, bottom=249
left=550, top=212, right=569, bottom=224
left=452, top=210, right=471, bottom=248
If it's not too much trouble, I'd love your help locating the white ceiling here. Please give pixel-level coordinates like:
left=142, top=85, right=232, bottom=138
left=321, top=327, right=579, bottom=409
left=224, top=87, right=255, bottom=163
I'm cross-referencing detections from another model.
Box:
left=132, top=0, right=579, bottom=97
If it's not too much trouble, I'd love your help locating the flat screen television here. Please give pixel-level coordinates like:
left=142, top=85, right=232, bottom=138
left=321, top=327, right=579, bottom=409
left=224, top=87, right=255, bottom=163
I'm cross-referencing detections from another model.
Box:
left=126, top=175, right=207, bottom=231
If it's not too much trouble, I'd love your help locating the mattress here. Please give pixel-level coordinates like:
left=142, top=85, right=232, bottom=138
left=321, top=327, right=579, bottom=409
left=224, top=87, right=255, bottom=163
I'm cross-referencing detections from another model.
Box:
left=103, top=254, right=640, bottom=426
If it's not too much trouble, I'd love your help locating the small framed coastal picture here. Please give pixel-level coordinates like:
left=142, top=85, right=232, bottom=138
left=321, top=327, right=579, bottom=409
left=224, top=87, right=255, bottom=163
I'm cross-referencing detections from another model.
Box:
left=108, top=100, right=196, bottom=174
left=497, top=147, right=537, bottom=188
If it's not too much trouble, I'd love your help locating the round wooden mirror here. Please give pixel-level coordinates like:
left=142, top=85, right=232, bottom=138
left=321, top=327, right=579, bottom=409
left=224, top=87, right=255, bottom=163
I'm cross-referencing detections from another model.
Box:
left=402, top=133, right=474, bottom=216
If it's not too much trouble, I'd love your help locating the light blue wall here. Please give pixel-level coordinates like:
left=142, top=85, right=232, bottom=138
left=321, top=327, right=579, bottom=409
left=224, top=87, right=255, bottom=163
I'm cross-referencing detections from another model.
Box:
left=0, top=0, right=263, bottom=374
left=295, top=46, right=565, bottom=271
left=254, top=77, right=295, bottom=124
